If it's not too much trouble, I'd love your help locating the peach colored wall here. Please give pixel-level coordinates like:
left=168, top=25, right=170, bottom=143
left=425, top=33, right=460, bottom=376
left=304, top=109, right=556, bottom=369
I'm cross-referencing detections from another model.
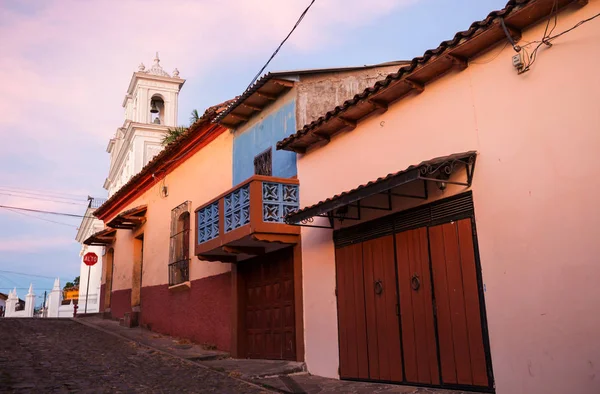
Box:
left=297, top=3, right=600, bottom=394
left=106, top=130, right=233, bottom=291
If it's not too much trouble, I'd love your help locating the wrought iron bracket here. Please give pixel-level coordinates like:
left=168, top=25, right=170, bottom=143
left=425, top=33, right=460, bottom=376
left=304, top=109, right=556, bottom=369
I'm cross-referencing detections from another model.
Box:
left=287, top=215, right=334, bottom=229
left=417, top=155, right=476, bottom=187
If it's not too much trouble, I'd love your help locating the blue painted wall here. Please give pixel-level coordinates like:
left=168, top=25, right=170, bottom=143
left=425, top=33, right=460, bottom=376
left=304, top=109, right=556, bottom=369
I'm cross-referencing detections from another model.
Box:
left=232, top=99, right=297, bottom=185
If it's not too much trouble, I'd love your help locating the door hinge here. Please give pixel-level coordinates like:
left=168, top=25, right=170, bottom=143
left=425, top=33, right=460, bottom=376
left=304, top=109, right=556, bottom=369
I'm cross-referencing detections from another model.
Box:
left=335, top=288, right=338, bottom=297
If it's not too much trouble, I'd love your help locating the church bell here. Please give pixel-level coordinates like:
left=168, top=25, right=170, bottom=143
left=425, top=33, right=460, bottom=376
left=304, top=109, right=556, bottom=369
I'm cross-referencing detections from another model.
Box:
left=150, top=101, right=159, bottom=114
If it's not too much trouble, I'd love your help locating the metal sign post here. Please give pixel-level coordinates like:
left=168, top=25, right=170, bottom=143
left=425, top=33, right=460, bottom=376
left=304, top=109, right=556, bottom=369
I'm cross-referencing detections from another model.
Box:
left=82, top=252, right=99, bottom=315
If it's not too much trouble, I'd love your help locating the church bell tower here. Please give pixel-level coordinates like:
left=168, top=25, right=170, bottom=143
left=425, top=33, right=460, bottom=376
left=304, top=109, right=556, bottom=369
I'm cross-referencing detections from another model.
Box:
left=104, top=53, right=185, bottom=197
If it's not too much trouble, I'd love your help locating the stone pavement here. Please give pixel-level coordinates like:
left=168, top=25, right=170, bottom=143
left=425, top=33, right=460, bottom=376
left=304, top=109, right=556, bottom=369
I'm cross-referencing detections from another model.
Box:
left=76, top=315, right=229, bottom=362
left=78, top=316, right=486, bottom=394
left=0, top=318, right=270, bottom=393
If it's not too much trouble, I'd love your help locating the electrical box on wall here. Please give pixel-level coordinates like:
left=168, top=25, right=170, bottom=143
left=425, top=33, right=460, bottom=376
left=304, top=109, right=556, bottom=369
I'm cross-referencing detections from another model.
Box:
left=512, top=53, right=524, bottom=71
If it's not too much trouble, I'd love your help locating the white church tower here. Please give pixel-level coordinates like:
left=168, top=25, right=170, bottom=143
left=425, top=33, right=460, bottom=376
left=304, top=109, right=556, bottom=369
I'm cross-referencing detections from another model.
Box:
left=104, top=53, right=185, bottom=196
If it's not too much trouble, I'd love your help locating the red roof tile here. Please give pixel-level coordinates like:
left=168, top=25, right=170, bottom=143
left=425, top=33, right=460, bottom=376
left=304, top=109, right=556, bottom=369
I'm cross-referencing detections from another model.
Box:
left=277, top=0, right=571, bottom=152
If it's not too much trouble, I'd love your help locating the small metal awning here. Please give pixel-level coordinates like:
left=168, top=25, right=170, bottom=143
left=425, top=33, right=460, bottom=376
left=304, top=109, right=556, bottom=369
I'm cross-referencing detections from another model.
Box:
left=107, top=205, right=147, bottom=230
left=285, top=151, right=477, bottom=227
left=83, top=228, right=117, bottom=246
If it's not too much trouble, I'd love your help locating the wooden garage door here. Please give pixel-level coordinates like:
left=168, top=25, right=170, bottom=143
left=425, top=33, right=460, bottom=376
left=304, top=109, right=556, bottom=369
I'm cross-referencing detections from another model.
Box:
left=243, top=248, right=296, bottom=360
left=335, top=220, right=492, bottom=390
left=336, top=243, right=369, bottom=379
left=336, top=236, right=403, bottom=382
left=396, top=228, right=439, bottom=385
left=429, top=219, right=489, bottom=387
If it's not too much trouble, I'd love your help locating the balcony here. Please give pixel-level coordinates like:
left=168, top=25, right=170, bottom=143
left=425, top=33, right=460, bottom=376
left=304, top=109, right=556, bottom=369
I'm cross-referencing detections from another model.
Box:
left=194, top=175, right=300, bottom=262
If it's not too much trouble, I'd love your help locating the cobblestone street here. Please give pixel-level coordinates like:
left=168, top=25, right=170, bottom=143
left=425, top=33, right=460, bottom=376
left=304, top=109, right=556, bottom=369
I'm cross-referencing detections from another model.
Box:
left=0, top=319, right=268, bottom=393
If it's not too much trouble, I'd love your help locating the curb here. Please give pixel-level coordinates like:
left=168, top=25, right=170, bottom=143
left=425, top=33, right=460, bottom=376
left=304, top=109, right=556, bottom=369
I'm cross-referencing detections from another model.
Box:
left=72, top=318, right=276, bottom=393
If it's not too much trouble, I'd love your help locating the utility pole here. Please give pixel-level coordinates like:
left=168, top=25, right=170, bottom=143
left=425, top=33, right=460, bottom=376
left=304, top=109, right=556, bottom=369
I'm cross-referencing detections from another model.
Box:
left=43, top=291, right=47, bottom=317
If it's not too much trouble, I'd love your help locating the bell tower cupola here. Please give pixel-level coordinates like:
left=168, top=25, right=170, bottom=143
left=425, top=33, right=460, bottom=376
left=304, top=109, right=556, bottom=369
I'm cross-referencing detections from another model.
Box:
left=123, top=52, right=185, bottom=127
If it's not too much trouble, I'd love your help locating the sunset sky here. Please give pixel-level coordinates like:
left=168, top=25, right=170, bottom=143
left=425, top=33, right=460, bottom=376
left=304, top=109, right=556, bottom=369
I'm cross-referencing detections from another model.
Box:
left=0, top=0, right=506, bottom=299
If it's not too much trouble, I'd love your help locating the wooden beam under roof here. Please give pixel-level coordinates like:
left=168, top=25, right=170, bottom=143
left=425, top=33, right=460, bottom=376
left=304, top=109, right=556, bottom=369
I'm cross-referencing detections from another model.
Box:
left=222, top=245, right=266, bottom=256
left=256, top=92, right=277, bottom=101
left=241, top=103, right=263, bottom=112
left=229, top=113, right=250, bottom=122
left=271, top=79, right=295, bottom=88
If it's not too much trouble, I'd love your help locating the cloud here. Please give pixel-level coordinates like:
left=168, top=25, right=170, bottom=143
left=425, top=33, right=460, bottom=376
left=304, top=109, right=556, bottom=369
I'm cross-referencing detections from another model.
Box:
left=0, top=236, right=76, bottom=252
left=0, top=0, right=420, bottom=195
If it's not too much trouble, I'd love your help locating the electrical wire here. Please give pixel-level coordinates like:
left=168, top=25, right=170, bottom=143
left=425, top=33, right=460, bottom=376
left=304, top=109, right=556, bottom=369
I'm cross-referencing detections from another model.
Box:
left=0, top=192, right=87, bottom=206
left=0, top=274, right=21, bottom=287
left=0, top=204, right=95, bottom=219
left=0, top=187, right=89, bottom=203
left=0, top=270, right=56, bottom=279
left=0, top=187, right=88, bottom=203
left=244, top=0, right=317, bottom=91
left=0, top=185, right=89, bottom=199
left=519, top=3, right=600, bottom=73
left=471, top=41, right=510, bottom=64
left=546, top=11, right=600, bottom=41
left=4, top=206, right=79, bottom=228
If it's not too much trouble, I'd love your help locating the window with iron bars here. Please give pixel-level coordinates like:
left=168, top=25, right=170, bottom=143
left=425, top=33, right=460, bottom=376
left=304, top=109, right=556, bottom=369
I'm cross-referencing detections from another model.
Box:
left=169, top=202, right=191, bottom=286
left=254, top=148, right=272, bottom=176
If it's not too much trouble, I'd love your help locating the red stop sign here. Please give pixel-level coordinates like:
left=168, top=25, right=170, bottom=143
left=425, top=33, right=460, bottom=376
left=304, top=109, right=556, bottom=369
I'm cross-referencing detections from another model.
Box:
left=83, top=252, right=98, bottom=266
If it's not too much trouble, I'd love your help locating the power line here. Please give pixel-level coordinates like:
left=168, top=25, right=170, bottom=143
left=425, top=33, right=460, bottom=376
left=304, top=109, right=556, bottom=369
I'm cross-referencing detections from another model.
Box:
left=0, top=192, right=87, bottom=206
left=245, top=0, right=317, bottom=91
left=0, top=187, right=88, bottom=203
left=0, top=185, right=90, bottom=199
left=4, top=207, right=79, bottom=228
left=0, top=270, right=56, bottom=279
left=0, top=204, right=95, bottom=219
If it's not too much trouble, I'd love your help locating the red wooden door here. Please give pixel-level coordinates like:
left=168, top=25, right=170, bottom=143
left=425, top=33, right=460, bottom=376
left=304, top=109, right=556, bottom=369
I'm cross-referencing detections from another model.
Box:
left=362, top=236, right=404, bottom=382
left=395, top=228, right=440, bottom=385
left=335, top=243, right=369, bottom=379
left=243, top=248, right=296, bottom=360
left=429, top=219, right=489, bottom=387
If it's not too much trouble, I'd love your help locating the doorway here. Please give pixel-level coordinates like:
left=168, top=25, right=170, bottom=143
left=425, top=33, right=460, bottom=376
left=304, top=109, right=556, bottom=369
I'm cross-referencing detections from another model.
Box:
left=238, top=247, right=296, bottom=360
left=132, top=235, right=144, bottom=312
left=334, top=194, right=493, bottom=391
left=104, top=248, right=114, bottom=310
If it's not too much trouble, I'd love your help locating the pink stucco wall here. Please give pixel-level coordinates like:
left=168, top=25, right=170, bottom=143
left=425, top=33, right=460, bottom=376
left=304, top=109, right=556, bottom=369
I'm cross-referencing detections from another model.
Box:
left=105, top=130, right=234, bottom=293
left=297, top=3, right=600, bottom=394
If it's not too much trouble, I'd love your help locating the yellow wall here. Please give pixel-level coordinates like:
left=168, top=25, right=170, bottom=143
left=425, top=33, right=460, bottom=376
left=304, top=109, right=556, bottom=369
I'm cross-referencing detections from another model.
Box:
left=105, top=130, right=234, bottom=291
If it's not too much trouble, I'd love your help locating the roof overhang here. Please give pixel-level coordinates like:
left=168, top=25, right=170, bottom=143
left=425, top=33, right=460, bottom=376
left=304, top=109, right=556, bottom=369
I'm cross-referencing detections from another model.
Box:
left=215, top=61, right=412, bottom=130
left=83, top=228, right=117, bottom=246
left=107, top=205, right=147, bottom=230
left=216, top=77, right=296, bottom=129
left=277, top=0, right=582, bottom=153
left=285, top=151, right=477, bottom=226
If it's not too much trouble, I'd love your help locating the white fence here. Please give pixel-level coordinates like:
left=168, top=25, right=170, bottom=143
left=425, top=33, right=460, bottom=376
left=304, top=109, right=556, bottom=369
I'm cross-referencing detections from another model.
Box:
left=3, top=278, right=101, bottom=319
left=44, top=278, right=101, bottom=318
left=3, top=285, right=35, bottom=318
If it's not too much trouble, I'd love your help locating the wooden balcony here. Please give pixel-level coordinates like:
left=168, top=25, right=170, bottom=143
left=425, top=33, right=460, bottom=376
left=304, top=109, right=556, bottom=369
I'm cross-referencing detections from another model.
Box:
left=194, top=175, right=300, bottom=262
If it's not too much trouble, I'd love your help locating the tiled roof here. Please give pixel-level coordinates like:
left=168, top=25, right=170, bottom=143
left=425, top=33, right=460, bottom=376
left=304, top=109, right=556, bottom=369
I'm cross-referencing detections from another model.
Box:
left=214, top=62, right=409, bottom=127
left=94, top=99, right=235, bottom=219
left=286, top=151, right=477, bottom=224
left=277, top=0, right=571, bottom=152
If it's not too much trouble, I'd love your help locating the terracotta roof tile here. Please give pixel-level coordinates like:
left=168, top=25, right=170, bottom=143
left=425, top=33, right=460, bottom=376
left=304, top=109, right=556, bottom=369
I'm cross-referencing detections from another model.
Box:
left=94, top=99, right=235, bottom=219
left=277, top=0, right=554, bottom=151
